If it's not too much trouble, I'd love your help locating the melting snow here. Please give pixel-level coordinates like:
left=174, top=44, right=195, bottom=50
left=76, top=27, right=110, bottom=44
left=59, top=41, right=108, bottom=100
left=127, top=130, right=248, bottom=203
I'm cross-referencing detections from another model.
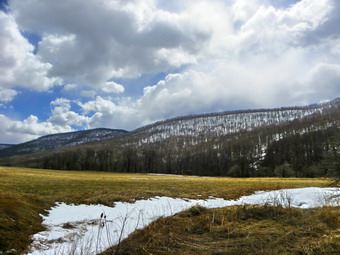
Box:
left=27, top=187, right=340, bottom=255
left=136, top=106, right=328, bottom=145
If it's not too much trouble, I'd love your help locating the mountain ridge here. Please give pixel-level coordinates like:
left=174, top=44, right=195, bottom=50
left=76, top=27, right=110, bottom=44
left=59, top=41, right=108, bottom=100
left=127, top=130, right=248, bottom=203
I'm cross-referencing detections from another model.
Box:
left=2, top=98, right=339, bottom=151
left=0, top=128, right=128, bottom=158
left=0, top=144, right=15, bottom=150
left=129, top=98, right=339, bottom=145
left=1, top=98, right=339, bottom=178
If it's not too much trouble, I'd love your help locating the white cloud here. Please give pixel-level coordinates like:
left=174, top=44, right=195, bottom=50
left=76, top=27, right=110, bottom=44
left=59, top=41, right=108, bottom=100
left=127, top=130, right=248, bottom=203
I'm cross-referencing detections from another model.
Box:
left=10, top=0, right=212, bottom=87
left=1, top=0, right=340, bottom=143
left=10, top=115, right=71, bottom=136
left=70, top=0, right=340, bottom=130
left=329, top=38, right=340, bottom=56
left=101, top=82, right=125, bottom=94
left=0, top=98, right=90, bottom=144
left=0, top=114, right=73, bottom=144
left=48, top=98, right=90, bottom=127
left=63, top=83, right=78, bottom=92
left=0, top=11, right=61, bottom=92
left=80, top=90, right=96, bottom=98
left=304, top=63, right=340, bottom=100
left=78, top=96, right=139, bottom=130
left=0, top=89, right=17, bottom=102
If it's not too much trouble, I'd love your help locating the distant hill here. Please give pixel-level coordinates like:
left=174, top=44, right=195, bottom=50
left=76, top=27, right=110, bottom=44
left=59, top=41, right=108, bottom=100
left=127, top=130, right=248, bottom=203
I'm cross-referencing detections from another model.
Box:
left=129, top=99, right=337, bottom=145
left=0, top=144, right=15, bottom=150
left=1, top=98, right=339, bottom=178
left=0, top=128, right=128, bottom=158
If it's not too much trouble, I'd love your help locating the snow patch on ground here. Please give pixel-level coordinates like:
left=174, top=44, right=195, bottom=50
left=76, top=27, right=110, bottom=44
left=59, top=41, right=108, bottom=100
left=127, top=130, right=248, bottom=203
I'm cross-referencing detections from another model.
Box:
left=27, top=187, right=340, bottom=255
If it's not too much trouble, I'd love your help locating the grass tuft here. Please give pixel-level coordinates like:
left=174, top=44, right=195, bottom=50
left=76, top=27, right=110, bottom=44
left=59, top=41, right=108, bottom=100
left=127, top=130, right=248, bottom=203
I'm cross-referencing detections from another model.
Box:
left=105, top=205, right=340, bottom=255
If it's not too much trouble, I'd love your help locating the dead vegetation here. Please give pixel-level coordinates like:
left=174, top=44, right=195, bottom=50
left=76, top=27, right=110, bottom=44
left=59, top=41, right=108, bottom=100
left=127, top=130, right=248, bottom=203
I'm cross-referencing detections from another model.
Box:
left=0, top=166, right=337, bottom=254
left=103, top=205, right=340, bottom=255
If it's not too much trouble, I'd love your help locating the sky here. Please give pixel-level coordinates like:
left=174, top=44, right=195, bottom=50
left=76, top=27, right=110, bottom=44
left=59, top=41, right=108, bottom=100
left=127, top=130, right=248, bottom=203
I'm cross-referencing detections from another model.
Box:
left=0, top=0, right=339, bottom=144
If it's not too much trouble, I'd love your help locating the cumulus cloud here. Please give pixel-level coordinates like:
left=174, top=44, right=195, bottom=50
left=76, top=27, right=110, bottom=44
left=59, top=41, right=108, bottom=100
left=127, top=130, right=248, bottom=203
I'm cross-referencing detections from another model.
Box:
left=0, top=11, right=60, bottom=92
left=72, top=0, right=340, bottom=129
left=80, top=90, right=96, bottom=98
left=0, top=98, right=90, bottom=144
left=0, top=114, right=73, bottom=144
left=101, top=81, right=125, bottom=94
left=10, top=0, right=211, bottom=88
left=78, top=96, right=139, bottom=129
left=0, top=89, right=17, bottom=102
left=48, top=98, right=90, bottom=127
left=62, top=83, right=78, bottom=92
left=1, top=0, right=340, bottom=143
left=11, top=115, right=72, bottom=136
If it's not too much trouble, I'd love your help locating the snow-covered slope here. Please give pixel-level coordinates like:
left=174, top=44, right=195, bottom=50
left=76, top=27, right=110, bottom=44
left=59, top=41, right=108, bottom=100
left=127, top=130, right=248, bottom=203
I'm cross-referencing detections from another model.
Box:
left=0, top=128, right=128, bottom=157
left=1, top=98, right=339, bottom=159
left=132, top=99, right=339, bottom=144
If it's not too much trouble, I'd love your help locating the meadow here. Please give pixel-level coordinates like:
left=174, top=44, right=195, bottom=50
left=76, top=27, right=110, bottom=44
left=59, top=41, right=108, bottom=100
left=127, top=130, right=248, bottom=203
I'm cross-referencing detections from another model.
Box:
left=0, top=166, right=338, bottom=254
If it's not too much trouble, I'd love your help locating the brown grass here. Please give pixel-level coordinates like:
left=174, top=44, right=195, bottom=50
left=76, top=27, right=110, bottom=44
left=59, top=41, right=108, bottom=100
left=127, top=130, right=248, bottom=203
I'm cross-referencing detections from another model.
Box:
left=0, top=166, right=336, bottom=254
left=104, top=205, right=340, bottom=255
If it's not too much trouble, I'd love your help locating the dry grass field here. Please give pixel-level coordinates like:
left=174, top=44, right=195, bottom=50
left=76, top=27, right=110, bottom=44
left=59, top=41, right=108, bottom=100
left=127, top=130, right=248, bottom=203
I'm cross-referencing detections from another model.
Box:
left=106, top=205, right=340, bottom=255
left=0, top=166, right=338, bottom=254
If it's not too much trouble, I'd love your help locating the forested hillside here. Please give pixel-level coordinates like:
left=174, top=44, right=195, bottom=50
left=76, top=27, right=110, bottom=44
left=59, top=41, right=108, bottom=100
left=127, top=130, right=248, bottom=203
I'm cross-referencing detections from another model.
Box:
left=0, top=144, right=14, bottom=150
left=131, top=101, right=332, bottom=145
left=0, top=128, right=128, bottom=158
left=1, top=99, right=339, bottom=177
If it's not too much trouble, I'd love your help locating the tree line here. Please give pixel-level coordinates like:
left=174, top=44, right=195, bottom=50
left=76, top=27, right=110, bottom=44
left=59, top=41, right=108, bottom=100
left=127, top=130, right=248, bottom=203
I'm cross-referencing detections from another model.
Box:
left=4, top=105, right=339, bottom=178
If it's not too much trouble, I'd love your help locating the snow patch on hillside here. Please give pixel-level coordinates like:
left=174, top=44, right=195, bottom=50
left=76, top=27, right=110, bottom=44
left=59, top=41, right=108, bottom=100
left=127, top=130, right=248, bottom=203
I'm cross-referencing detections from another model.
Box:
left=135, top=106, right=328, bottom=145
